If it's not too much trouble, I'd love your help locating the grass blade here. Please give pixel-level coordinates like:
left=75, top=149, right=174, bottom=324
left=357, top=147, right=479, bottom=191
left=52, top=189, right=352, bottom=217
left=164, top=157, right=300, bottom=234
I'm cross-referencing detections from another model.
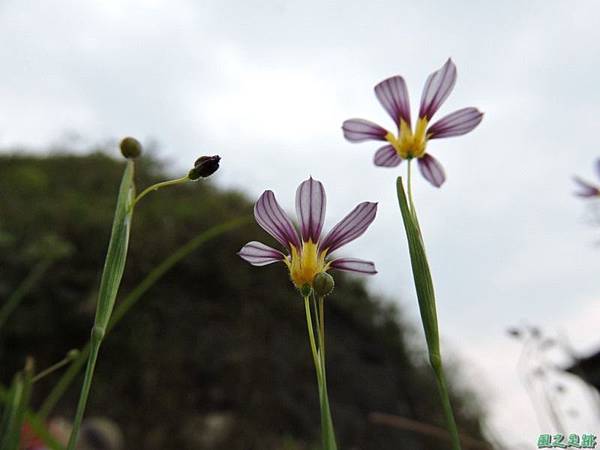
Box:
left=0, top=260, right=52, bottom=332
left=0, top=359, right=34, bottom=450
left=0, top=383, right=66, bottom=450
left=92, top=160, right=136, bottom=336
left=66, top=160, right=135, bottom=450
left=396, top=176, right=462, bottom=450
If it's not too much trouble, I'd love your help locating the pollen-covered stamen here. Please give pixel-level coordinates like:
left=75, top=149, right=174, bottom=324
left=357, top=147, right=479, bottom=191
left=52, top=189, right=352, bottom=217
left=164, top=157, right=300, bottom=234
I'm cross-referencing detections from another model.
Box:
left=285, top=240, right=329, bottom=288
left=385, top=118, right=430, bottom=159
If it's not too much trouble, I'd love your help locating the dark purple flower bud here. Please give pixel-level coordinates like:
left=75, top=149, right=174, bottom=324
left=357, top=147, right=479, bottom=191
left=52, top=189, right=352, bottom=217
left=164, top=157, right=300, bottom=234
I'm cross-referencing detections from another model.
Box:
left=313, top=272, right=335, bottom=297
left=188, top=155, right=221, bottom=180
left=119, top=137, right=143, bottom=159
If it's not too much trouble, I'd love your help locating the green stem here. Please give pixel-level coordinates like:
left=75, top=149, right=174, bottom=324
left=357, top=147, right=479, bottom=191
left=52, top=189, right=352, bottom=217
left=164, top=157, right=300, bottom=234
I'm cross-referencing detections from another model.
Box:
left=133, top=175, right=189, bottom=207
left=318, top=297, right=325, bottom=362
left=32, top=352, right=78, bottom=383
left=66, top=332, right=101, bottom=450
left=407, top=158, right=413, bottom=208
left=317, top=296, right=336, bottom=450
left=407, top=159, right=418, bottom=222
left=304, top=295, right=337, bottom=450
left=0, top=259, right=52, bottom=332
left=311, top=294, right=322, bottom=353
left=38, top=349, right=87, bottom=420
left=304, top=296, right=322, bottom=378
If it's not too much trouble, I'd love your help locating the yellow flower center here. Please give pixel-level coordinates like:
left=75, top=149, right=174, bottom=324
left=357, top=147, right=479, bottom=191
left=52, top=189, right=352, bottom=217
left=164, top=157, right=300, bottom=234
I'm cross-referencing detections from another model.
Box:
left=385, top=117, right=429, bottom=159
left=284, top=240, right=330, bottom=288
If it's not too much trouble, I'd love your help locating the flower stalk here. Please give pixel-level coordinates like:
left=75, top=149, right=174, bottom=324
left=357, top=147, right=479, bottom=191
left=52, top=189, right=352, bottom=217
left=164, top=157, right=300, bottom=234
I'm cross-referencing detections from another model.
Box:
left=303, top=293, right=337, bottom=450
left=133, top=175, right=189, bottom=206
left=341, top=59, right=484, bottom=450
left=238, top=177, right=378, bottom=449
left=132, top=155, right=221, bottom=208
left=65, top=147, right=221, bottom=449
left=31, top=350, right=79, bottom=384
left=396, top=172, right=461, bottom=450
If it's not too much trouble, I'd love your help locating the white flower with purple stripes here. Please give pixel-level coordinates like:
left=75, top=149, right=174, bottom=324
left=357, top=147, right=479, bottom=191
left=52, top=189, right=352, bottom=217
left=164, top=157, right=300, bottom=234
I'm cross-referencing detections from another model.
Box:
left=238, top=177, right=377, bottom=289
left=342, top=59, right=483, bottom=187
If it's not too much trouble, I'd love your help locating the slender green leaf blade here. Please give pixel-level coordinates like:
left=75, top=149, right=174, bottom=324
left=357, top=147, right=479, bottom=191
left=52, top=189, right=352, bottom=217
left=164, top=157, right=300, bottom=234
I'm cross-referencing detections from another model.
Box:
left=396, top=177, right=439, bottom=354
left=0, top=375, right=22, bottom=449
left=66, top=161, right=135, bottom=450
left=93, top=160, right=135, bottom=335
left=0, top=361, right=34, bottom=450
left=396, top=176, right=462, bottom=450
left=318, top=382, right=337, bottom=450
left=0, top=384, right=66, bottom=450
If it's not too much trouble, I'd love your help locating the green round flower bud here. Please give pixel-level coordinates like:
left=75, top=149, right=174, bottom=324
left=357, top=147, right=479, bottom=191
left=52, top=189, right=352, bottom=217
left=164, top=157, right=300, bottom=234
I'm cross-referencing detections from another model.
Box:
left=119, top=137, right=143, bottom=159
left=188, top=155, right=221, bottom=180
left=313, top=272, right=334, bottom=297
left=299, top=283, right=313, bottom=298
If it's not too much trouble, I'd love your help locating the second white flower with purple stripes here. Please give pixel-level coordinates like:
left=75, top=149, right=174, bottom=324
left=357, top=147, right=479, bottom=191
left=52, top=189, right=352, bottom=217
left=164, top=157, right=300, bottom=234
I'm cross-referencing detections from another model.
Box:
left=238, top=177, right=377, bottom=289
left=342, top=59, right=483, bottom=187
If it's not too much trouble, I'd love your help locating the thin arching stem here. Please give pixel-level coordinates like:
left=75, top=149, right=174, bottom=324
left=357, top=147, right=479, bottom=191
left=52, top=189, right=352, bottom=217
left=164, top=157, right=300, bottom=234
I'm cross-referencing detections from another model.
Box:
left=133, top=175, right=189, bottom=207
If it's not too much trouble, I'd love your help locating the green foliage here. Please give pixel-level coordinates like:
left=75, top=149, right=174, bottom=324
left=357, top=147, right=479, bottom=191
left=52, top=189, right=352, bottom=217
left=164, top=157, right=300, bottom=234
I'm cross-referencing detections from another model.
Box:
left=0, top=150, right=486, bottom=450
left=67, top=159, right=136, bottom=450
left=397, top=175, right=461, bottom=450
left=0, top=359, right=34, bottom=450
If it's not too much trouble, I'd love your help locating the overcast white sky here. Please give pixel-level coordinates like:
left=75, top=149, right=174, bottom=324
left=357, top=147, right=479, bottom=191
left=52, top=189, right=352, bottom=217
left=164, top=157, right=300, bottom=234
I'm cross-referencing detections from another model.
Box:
left=2, top=0, right=600, bottom=446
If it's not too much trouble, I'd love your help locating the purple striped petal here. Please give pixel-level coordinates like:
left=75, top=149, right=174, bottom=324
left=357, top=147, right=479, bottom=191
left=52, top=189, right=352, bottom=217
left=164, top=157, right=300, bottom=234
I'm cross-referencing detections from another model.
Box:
left=374, top=76, right=411, bottom=128
left=238, top=241, right=285, bottom=266
left=418, top=153, right=446, bottom=188
left=374, top=145, right=402, bottom=167
left=419, top=59, right=457, bottom=120
left=342, top=119, right=388, bottom=142
left=254, top=190, right=301, bottom=250
left=428, top=107, right=483, bottom=139
left=319, top=202, right=377, bottom=254
left=329, top=258, right=377, bottom=275
left=573, top=177, right=600, bottom=197
left=296, top=177, right=326, bottom=242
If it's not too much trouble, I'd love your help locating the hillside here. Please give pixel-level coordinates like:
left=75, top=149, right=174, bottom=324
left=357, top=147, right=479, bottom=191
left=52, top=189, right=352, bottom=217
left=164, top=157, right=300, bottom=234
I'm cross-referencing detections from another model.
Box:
left=0, top=150, right=487, bottom=450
